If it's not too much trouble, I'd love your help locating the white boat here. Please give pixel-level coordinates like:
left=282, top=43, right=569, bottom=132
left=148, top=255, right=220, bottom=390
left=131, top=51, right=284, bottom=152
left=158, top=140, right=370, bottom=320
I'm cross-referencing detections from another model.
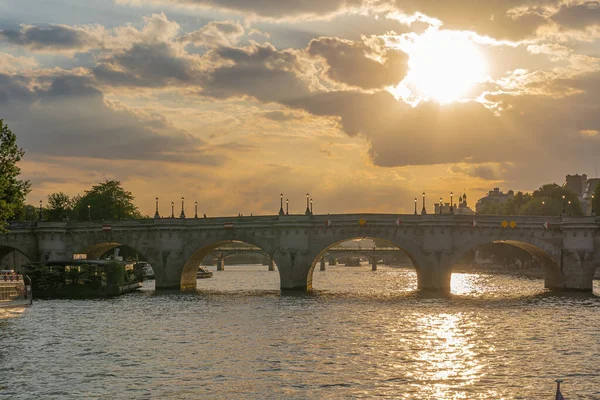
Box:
left=197, top=266, right=213, bottom=279
left=0, top=270, right=32, bottom=308
left=143, top=264, right=155, bottom=280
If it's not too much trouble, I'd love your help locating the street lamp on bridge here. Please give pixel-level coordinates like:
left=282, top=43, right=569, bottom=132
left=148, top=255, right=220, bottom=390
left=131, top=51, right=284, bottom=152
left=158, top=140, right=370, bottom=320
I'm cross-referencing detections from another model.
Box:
left=562, top=195, right=566, bottom=214
left=39, top=200, right=43, bottom=220
left=414, top=198, right=417, bottom=215
left=592, top=195, right=596, bottom=215
left=450, top=192, right=454, bottom=214
left=305, top=193, right=311, bottom=215
left=310, top=198, right=313, bottom=215
left=154, top=197, right=160, bottom=219
left=180, top=197, right=186, bottom=219
left=568, top=200, right=572, bottom=216
left=421, top=192, right=427, bottom=215
left=286, top=199, right=289, bottom=215
left=542, top=201, right=545, bottom=216
left=279, top=193, right=285, bottom=216
left=195, top=201, right=198, bottom=219
left=87, top=204, right=91, bottom=221
left=439, top=197, right=443, bottom=214
left=171, top=202, right=174, bottom=218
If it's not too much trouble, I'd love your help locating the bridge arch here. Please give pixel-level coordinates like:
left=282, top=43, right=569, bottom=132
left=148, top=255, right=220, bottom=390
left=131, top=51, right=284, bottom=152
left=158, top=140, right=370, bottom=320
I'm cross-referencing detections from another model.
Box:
left=0, top=245, right=35, bottom=271
left=180, top=238, right=277, bottom=290
left=79, top=242, right=150, bottom=262
left=307, top=235, right=424, bottom=291
left=447, top=235, right=563, bottom=289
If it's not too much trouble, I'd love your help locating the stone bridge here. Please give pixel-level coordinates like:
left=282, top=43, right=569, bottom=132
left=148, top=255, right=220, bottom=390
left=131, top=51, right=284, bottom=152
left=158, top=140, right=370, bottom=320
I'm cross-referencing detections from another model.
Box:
left=2, top=214, right=599, bottom=293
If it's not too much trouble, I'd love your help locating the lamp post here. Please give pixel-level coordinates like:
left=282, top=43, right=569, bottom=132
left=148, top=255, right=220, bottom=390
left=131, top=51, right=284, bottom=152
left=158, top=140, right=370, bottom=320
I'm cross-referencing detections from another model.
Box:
left=180, top=197, right=186, bottom=219
left=171, top=202, right=174, bottom=218
left=154, top=197, right=160, bottom=219
left=279, top=193, right=285, bottom=216
left=592, top=195, right=595, bottom=215
left=439, top=197, right=443, bottom=214
left=542, top=201, right=545, bottom=216
left=87, top=204, right=91, bottom=221
left=194, top=201, right=198, bottom=219
left=38, top=200, right=43, bottom=220
left=310, top=198, right=313, bottom=215
left=305, top=193, right=311, bottom=215
left=568, top=200, right=572, bottom=216
left=414, top=197, right=417, bottom=215
left=286, top=199, right=289, bottom=215
left=562, top=195, right=566, bottom=214
left=450, top=192, right=454, bottom=214
left=421, top=192, right=427, bottom=215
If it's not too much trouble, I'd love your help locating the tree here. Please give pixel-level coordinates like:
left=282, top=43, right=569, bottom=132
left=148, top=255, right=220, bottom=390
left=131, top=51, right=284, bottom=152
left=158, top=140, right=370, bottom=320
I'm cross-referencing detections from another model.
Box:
left=0, top=120, right=31, bottom=228
left=530, top=183, right=583, bottom=216
left=72, top=180, right=142, bottom=221
left=593, top=183, right=600, bottom=215
left=477, top=201, right=508, bottom=215
left=476, top=183, right=584, bottom=216
left=45, top=192, right=74, bottom=221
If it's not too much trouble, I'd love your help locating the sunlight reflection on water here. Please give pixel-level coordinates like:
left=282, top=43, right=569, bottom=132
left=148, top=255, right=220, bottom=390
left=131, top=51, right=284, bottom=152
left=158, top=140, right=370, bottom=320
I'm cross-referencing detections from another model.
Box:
left=1, top=264, right=600, bottom=399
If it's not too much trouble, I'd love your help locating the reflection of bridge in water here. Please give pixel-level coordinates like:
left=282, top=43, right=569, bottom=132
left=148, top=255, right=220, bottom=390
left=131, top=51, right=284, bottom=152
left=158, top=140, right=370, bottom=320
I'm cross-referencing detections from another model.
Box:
left=2, top=213, right=600, bottom=293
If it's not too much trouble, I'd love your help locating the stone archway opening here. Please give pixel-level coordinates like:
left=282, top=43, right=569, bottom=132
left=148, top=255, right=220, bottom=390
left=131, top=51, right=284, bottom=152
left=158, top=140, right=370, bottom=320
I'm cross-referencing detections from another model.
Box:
left=309, top=237, right=419, bottom=294
left=0, top=246, right=33, bottom=273
left=449, top=239, right=562, bottom=296
left=80, top=242, right=153, bottom=280
left=180, top=240, right=278, bottom=291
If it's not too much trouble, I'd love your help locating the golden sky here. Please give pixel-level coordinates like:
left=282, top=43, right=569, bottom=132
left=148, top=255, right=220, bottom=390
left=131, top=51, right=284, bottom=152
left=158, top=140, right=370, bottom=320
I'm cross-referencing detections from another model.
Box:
left=1, top=0, right=599, bottom=216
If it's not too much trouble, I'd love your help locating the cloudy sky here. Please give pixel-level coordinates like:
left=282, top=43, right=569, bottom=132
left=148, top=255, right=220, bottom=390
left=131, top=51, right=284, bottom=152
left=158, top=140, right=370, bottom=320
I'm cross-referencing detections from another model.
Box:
left=1, top=0, right=599, bottom=216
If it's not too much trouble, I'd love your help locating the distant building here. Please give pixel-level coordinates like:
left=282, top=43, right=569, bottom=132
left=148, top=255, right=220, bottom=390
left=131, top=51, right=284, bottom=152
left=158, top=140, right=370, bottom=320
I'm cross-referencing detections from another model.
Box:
left=434, top=193, right=474, bottom=215
left=475, top=188, right=514, bottom=212
left=564, top=174, right=587, bottom=198
left=456, top=193, right=475, bottom=215
left=564, top=174, right=599, bottom=215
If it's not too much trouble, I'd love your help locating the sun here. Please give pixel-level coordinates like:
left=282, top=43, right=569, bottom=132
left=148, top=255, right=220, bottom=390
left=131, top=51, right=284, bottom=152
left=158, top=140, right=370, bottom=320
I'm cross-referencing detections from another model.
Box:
left=399, top=29, right=488, bottom=104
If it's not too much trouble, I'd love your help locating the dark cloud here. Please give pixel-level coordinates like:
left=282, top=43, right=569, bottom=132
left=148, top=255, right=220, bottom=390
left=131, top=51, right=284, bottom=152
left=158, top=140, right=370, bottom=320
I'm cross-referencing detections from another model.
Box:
left=199, top=43, right=312, bottom=102
left=390, top=0, right=552, bottom=40
left=0, top=25, right=100, bottom=51
left=450, top=164, right=499, bottom=180
left=119, top=0, right=556, bottom=39
left=308, top=36, right=409, bottom=89
left=118, top=0, right=365, bottom=20
left=0, top=73, right=217, bottom=163
left=93, top=42, right=198, bottom=87
left=552, top=1, right=600, bottom=30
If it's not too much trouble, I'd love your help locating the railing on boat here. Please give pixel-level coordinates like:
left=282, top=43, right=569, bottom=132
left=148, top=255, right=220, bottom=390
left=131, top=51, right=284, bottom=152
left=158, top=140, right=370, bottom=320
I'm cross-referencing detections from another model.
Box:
left=0, top=274, right=31, bottom=302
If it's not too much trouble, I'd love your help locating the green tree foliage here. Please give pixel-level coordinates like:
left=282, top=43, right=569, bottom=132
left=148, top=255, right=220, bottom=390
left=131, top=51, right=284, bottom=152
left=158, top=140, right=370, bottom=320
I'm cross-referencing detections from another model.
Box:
left=477, top=183, right=583, bottom=216
left=45, top=192, right=74, bottom=221
left=0, top=120, right=31, bottom=228
left=72, top=180, right=142, bottom=221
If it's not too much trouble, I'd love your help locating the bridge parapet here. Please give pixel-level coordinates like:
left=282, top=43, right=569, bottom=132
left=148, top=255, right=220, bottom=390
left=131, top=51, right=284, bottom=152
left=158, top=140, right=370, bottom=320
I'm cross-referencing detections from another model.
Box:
left=2, top=214, right=600, bottom=293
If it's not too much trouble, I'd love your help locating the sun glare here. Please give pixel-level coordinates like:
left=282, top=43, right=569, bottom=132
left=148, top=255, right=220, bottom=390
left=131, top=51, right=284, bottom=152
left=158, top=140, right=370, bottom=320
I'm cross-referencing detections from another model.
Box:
left=399, top=30, right=488, bottom=104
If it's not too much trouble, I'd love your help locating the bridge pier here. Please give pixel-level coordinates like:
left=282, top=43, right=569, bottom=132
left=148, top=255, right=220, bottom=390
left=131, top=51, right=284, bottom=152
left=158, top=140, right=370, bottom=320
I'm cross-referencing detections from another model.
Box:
left=544, top=251, right=596, bottom=292
left=320, top=258, right=326, bottom=271
left=217, top=257, right=225, bottom=271
left=371, top=259, right=377, bottom=271
left=268, top=257, right=275, bottom=271
left=416, top=263, right=452, bottom=292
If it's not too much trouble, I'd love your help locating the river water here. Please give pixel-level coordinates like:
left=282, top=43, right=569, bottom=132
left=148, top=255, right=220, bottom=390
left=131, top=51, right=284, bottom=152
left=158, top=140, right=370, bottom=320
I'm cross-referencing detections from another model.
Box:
left=1, top=264, right=600, bottom=399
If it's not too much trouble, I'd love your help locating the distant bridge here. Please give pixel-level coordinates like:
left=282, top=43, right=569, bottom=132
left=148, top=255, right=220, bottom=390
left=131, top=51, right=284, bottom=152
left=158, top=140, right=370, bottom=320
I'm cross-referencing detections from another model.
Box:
left=208, top=243, right=404, bottom=271
left=2, top=213, right=599, bottom=293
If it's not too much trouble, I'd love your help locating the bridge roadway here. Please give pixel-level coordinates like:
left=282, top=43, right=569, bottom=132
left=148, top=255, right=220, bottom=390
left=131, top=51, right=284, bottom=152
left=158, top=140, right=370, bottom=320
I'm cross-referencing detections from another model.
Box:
left=2, top=213, right=599, bottom=293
